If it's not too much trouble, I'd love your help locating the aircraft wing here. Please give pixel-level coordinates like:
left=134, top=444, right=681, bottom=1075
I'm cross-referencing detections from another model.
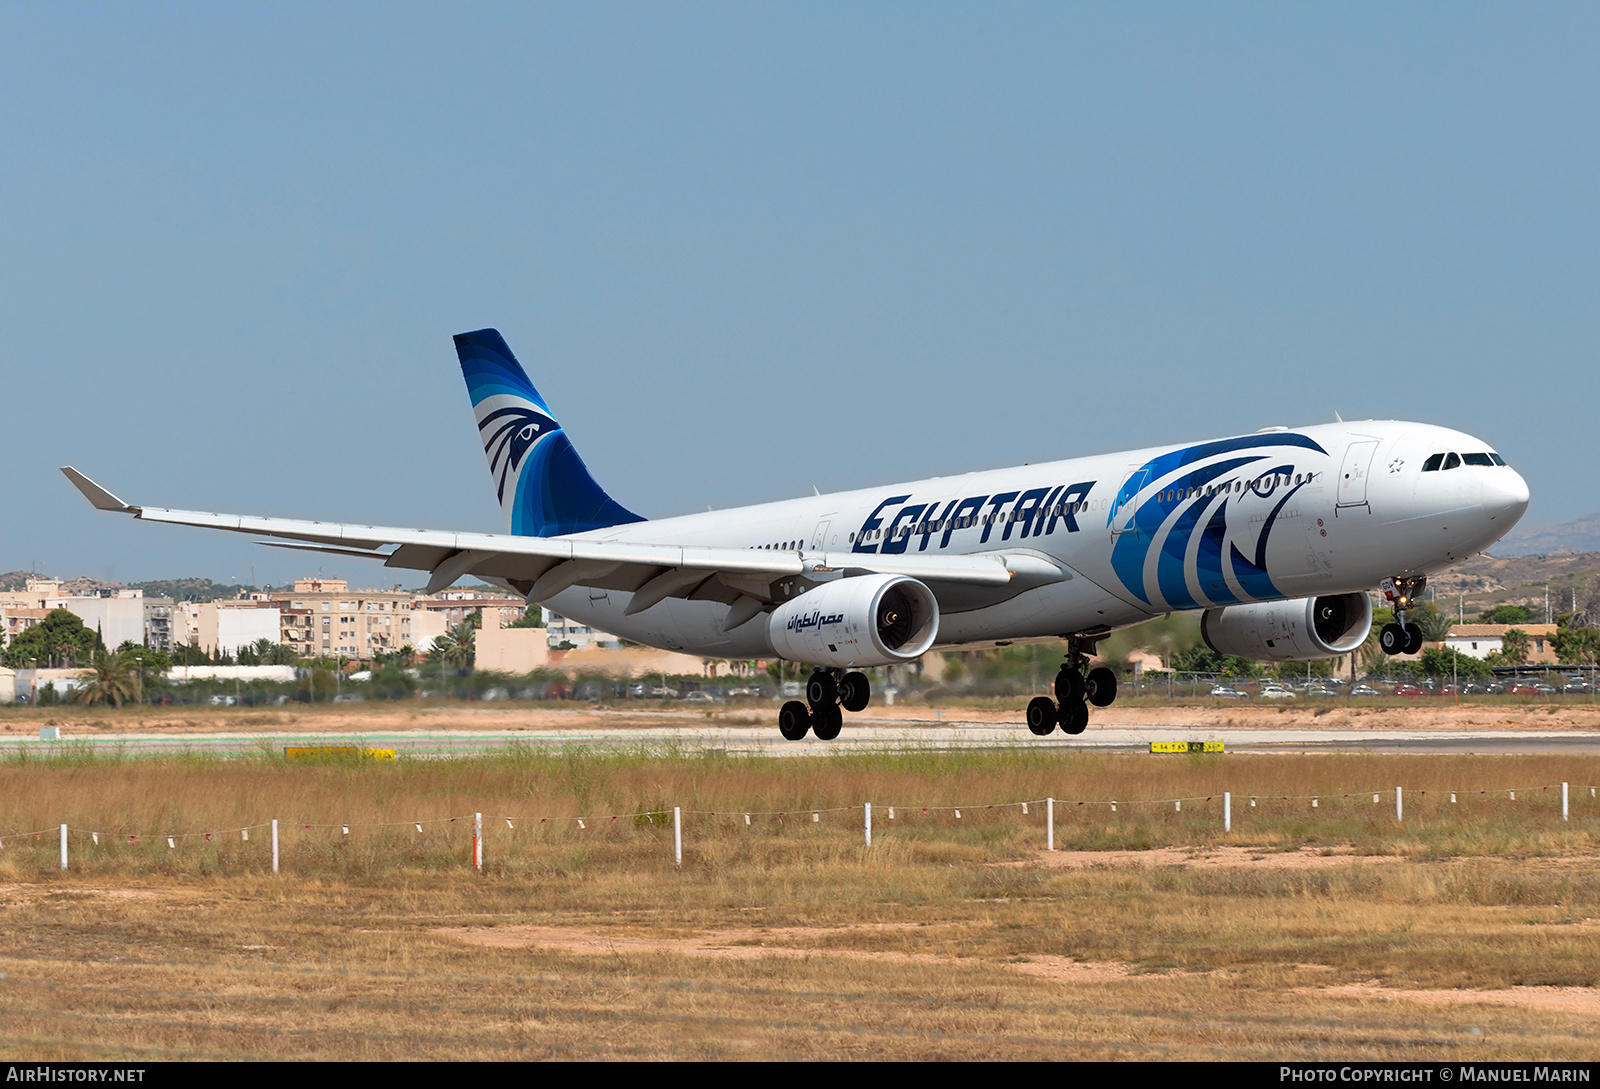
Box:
left=61, top=468, right=1063, bottom=614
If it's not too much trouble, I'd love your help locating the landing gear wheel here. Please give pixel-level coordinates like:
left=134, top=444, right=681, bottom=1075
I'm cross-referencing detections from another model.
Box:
left=1403, top=623, right=1424, bottom=655
left=806, top=671, right=838, bottom=707
left=1026, top=696, right=1058, bottom=736
left=1379, top=623, right=1406, bottom=656
left=811, top=702, right=843, bottom=741
left=1061, top=700, right=1089, bottom=735
left=1085, top=667, right=1118, bottom=707
left=839, top=671, right=871, bottom=713
left=778, top=701, right=811, bottom=741
left=1054, top=668, right=1084, bottom=705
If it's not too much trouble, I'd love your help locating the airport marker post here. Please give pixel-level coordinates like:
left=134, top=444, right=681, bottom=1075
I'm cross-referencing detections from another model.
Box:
left=1396, top=787, right=1403, bottom=822
left=673, top=807, right=682, bottom=868
left=473, top=813, right=483, bottom=873
left=60, top=824, right=67, bottom=872
left=1224, top=792, right=1231, bottom=833
left=271, top=819, right=279, bottom=874
left=1046, top=798, right=1054, bottom=851
left=1563, top=782, right=1569, bottom=821
left=864, top=802, right=871, bottom=846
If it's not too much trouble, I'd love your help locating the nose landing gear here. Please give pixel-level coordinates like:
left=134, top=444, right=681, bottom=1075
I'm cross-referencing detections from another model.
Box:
left=1379, top=576, right=1427, bottom=656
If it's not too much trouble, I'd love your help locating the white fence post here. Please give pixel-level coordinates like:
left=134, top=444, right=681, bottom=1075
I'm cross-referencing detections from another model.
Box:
left=59, top=824, right=67, bottom=872
left=1224, top=792, right=1231, bottom=833
left=864, top=802, right=872, bottom=846
left=673, top=806, right=682, bottom=868
left=1396, top=787, right=1403, bottom=822
left=271, top=819, right=279, bottom=875
left=1562, top=782, right=1569, bottom=821
left=1046, top=797, right=1054, bottom=852
left=474, top=812, right=483, bottom=873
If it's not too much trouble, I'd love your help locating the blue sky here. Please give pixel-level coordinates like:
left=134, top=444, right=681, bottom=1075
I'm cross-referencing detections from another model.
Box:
left=4, top=3, right=1596, bottom=588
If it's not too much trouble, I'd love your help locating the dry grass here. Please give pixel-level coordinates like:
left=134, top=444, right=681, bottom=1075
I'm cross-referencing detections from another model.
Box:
left=0, top=749, right=1597, bottom=1060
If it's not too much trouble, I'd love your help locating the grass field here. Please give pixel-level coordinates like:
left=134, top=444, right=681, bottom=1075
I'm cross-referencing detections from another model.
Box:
left=1, top=747, right=1597, bottom=1060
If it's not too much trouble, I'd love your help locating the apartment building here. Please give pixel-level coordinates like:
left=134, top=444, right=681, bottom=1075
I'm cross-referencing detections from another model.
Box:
left=268, top=578, right=432, bottom=661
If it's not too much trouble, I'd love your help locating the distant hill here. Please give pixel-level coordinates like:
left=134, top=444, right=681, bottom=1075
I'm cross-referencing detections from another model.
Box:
left=0, top=571, right=40, bottom=592
left=58, top=576, right=126, bottom=596
left=129, top=577, right=255, bottom=602
left=1492, top=511, right=1600, bottom=556
left=1430, top=550, right=1600, bottom=616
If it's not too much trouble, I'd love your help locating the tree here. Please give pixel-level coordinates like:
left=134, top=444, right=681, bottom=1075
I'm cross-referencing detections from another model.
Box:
left=1410, top=602, right=1453, bottom=642
left=1500, top=628, right=1531, bottom=666
left=506, top=605, right=544, bottom=629
left=1170, top=645, right=1260, bottom=677
left=431, top=624, right=476, bottom=674
left=1416, top=645, right=1492, bottom=680
left=1479, top=604, right=1534, bottom=625
left=2, top=609, right=99, bottom=668
left=1553, top=626, right=1600, bottom=665
left=72, top=647, right=141, bottom=707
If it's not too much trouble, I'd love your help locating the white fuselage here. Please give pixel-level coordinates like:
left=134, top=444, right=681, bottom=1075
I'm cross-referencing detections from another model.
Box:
left=539, top=420, right=1529, bottom=660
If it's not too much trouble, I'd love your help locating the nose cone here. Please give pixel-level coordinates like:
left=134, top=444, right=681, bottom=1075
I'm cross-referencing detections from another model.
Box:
left=1481, top=468, right=1530, bottom=529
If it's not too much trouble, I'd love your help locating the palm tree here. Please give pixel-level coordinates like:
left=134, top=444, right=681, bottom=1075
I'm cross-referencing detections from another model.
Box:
left=1500, top=628, right=1531, bottom=666
left=431, top=624, right=476, bottom=675
left=72, top=647, right=141, bottom=707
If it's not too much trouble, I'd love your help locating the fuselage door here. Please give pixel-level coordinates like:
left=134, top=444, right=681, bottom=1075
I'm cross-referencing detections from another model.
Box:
left=810, top=517, right=833, bottom=551
left=1336, top=440, right=1379, bottom=510
left=1111, top=466, right=1152, bottom=538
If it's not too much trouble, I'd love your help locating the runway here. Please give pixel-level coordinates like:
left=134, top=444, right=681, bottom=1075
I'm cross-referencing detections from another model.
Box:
left=7, top=711, right=1600, bottom=757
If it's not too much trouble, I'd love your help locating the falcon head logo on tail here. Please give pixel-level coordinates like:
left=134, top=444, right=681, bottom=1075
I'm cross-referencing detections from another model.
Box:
left=454, top=329, right=644, bottom=537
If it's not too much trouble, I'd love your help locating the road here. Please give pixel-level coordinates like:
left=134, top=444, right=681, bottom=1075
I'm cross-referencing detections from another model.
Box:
left=7, top=709, right=1600, bottom=756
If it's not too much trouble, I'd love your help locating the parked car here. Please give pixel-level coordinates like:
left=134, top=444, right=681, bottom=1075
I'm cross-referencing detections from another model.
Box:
left=1258, top=686, right=1296, bottom=700
left=1392, top=685, right=1426, bottom=698
left=1208, top=685, right=1248, bottom=699
left=1350, top=685, right=1382, bottom=697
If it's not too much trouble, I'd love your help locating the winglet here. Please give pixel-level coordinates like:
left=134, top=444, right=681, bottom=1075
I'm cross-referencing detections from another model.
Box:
left=60, top=467, right=136, bottom=513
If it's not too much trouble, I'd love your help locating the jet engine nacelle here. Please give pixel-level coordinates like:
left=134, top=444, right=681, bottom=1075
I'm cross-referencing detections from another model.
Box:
left=1200, top=592, right=1373, bottom=662
left=768, top=574, right=939, bottom=668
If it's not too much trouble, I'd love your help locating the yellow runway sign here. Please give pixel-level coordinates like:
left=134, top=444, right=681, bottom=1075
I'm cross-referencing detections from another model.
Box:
left=1150, top=741, right=1224, bottom=754
left=285, top=747, right=396, bottom=762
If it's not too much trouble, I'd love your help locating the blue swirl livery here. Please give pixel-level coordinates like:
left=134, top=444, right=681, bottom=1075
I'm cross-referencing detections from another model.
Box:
left=1107, top=434, right=1326, bottom=610
left=454, top=329, right=644, bottom=537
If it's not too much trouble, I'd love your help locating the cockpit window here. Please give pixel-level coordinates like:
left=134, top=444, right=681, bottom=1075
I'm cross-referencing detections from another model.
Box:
left=1422, top=453, right=1445, bottom=472
left=1490, top=453, right=1506, bottom=466
left=1442, top=452, right=1461, bottom=470
left=1463, top=452, right=1494, bottom=466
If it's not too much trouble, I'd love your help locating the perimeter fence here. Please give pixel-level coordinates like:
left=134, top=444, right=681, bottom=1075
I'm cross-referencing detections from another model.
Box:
left=4, top=779, right=1595, bottom=877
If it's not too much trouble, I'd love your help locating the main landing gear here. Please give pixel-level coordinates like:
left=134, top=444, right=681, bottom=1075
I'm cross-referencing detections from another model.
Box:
left=1378, top=576, right=1427, bottom=656
left=778, top=669, right=871, bottom=741
left=1026, top=638, right=1117, bottom=737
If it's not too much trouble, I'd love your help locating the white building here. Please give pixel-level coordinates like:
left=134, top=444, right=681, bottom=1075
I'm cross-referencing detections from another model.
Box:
left=1442, top=624, right=1559, bottom=663
left=199, top=602, right=282, bottom=658
left=48, top=592, right=145, bottom=650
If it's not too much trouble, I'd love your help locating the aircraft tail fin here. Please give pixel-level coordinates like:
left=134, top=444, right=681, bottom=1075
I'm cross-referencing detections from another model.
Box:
left=454, top=329, right=644, bottom=537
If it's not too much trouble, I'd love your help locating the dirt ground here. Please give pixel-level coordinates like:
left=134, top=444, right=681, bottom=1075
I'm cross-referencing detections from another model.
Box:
left=437, top=920, right=1600, bottom=1012
left=5, top=699, right=1600, bottom=736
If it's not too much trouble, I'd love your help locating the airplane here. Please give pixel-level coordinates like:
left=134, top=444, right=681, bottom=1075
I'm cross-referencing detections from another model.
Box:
left=63, top=328, right=1530, bottom=740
